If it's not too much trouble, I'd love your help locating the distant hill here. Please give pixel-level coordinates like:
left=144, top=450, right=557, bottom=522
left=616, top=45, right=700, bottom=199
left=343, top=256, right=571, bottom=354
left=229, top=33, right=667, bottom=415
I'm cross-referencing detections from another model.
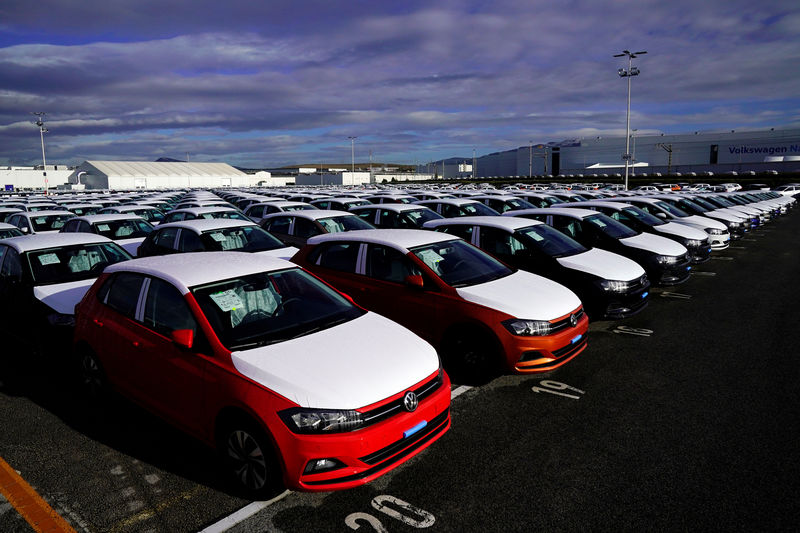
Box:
left=155, top=157, right=186, bottom=163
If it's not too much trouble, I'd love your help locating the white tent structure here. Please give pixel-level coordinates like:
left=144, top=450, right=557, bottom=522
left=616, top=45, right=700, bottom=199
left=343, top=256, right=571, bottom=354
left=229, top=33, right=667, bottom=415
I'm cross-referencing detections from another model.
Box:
left=68, top=161, right=253, bottom=190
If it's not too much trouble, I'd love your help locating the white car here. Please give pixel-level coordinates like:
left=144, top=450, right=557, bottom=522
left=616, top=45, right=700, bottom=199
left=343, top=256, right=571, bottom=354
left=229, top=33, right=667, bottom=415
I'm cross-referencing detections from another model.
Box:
left=59, top=214, right=155, bottom=256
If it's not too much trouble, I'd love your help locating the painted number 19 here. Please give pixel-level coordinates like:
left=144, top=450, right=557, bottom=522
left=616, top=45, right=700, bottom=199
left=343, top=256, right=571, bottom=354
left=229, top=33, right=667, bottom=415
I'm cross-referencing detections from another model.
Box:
left=532, top=380, right=585, bottom=400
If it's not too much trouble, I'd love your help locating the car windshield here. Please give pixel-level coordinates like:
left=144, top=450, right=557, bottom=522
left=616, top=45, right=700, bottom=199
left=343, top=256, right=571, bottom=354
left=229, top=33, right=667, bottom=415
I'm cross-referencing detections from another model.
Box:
left=505, top=198, right=535, bottom=211
left=400, top=209, right=443, bottom=228
left=692, top=197, right=723, bottom=209
left=515, top=224, right=587, bottom=258
left=285, top=204, right=316, bottom=211
left=27, top=242, right=132, bottom=285
left=411, top=239, right=513, bottom=288
left=460, top=203, right=499, bottom=216
left=134, top=208, right=164, bottom=222
left=192, top=268, right=364, bottom=350
left=675, top=199, right=708, bottom=213
left=201, top=225, right=285, bottom=252
left=197, top=210, right=250, bottom=221
left=654, top=200, right=689, bottom=218
left=621, top=206, right=666, bottom=226
left=583, top=214, right=639, bottom=239
left=0, top=228, right=23, bottom=239
left=317, top=215, right=374, bottom=233
left=31, top=214, right=74, bottom=231
left=93, top=219, right=153, bottom=239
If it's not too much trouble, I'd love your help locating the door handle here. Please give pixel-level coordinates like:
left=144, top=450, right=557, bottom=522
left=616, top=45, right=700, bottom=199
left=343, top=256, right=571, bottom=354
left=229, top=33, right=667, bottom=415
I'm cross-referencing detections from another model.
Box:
left=93, top=319, right=104, bottom=327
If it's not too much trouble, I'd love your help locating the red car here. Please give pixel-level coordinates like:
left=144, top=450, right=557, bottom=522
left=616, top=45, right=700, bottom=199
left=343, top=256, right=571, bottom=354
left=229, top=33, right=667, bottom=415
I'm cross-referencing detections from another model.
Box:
left=73, top=252, right=450, bottom=496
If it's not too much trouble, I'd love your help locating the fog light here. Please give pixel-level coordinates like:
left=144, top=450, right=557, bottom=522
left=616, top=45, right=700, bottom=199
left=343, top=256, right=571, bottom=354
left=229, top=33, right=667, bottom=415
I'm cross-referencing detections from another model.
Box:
left=518, top=351, right=544, bottom=363
left=303, top=458, right=346, bottom=475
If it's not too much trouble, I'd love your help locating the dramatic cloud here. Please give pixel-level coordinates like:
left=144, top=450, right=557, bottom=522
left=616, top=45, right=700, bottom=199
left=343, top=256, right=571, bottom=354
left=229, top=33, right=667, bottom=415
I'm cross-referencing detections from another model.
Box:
left=1, top=0, right=799, bottom=167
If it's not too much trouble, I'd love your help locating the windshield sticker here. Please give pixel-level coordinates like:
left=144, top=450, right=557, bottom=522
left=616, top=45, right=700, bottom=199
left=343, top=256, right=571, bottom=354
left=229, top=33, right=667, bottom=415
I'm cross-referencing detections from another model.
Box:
left=34, top=217, right=48, bottom=224
left=416, top=249, right=444, bottom=267
left=527, top=231, right=544, bottom=242
left=38, top=253, right=61, bottom=265
left=209, top=289, right=245, bottom=312
left=97, top=224, right=110, bottom=232
left=209, top=232, right=226, bottom=242
left=589, top=218, right=607, bottom=228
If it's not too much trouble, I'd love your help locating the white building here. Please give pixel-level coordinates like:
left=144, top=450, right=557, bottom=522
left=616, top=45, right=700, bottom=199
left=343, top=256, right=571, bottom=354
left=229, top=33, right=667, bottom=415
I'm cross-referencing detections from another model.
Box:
left=68, top=161, right=253, bottom=190
left=1, top=165, right=73, bottom=191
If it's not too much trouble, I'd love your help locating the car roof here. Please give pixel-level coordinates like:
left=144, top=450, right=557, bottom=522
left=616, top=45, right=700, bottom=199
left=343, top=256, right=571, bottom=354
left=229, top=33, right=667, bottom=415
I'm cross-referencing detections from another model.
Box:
left=1, top=232, right=112, bottom=252
left=307, top=228, right=458, bottom=251
left=350, top=203, right=433, bottom=213
left=166, top=206, right=240, bottom=215
left=263, top=209, right=354, bottom=221
left=562, top=200, right=633, bottom=210
left=15, top=210, right=75, bottom=217
left=425, top=215, right=542, bottom=231
left=416, top=198, right=482, bottom=206
left=71, top=214, right=146, bottom=223
left=509, top=207, right=600, bottom=219
left=156, top=218, right=258, bottom=233
left=104, top=251, right=295, bottom=294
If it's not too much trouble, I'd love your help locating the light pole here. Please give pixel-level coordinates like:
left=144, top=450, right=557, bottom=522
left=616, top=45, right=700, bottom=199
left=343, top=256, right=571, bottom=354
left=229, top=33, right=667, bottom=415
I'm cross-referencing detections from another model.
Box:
left=614, top=50, right=646, bottom=190
left=347, top=136, right=357, bottom=182
left=529, top=140, right=533, bottom=178
left=631, top=128, right=638, bottom=177
left=32, top=112, right=49, bottom=194
left=472, top=148, right=476, bottom=180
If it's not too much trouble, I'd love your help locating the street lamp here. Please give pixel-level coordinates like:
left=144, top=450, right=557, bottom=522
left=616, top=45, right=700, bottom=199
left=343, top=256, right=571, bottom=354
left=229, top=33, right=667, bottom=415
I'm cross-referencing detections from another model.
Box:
left=631, top=128, right=638, bottom=177
left=347, top=136, right=357, bottom=182
left=32, top=112, right=49, bottom=194
left=614, top=49, right=646, bottom=190
left=529, top=140, right=533, bottom=178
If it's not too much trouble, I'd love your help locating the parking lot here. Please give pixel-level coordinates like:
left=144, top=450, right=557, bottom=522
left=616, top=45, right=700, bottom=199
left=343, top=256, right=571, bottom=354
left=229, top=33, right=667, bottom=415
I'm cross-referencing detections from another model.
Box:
left=1, top=206, right=799, bottom=532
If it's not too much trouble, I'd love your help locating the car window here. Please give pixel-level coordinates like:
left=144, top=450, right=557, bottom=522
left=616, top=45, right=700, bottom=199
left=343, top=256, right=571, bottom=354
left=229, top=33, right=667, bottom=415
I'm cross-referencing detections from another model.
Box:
left=310, top=241, right=361, bottom=272
left=354, top=209, right=376, bottom=224
left=179, top=230, right=205, bottom=252
left=264, top=216, right=292, bottom=235
left=31, top=214, right=73, bottom=232
left=0, top=247, right=22, bottom=281
left=202, top=226, right=284, bottom=252
left=411, top=239, right=512, bottom=288
left=143, top=277, right=198, bottom=337
left=441, top=204, right=461, bottom=218
left=154, top=227, right=180, bottom=250
left=163, top=212, right=184, bottom=223
left=294, top=218, right=321, bottom=238
left=366, top=244, right=419, bottom=283
left=62, top=220, right=80, bottom=233
left=479, top=227, right=524, bottom=257
left=437, top=224, right=473, bottom=241
left=377, top=210, right=398, bottom=228
left=247, top=205, right=264, bottom=218
left=399, top=208, right=441, bottom=228
left=514, top=224, right=586, bottom=258
left=551, top=216, right=584, bottom=241
left=103, top=272, right=145, bottom=318
left=28, top=243, right=131, bottom=284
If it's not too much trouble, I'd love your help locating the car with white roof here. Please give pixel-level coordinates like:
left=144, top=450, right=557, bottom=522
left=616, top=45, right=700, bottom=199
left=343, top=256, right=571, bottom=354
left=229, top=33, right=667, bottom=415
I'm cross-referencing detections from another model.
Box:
left=244, top=201, right=317, bottom=223
left=471, top=195, right=536, bottom=214
left=137, top=219, right=297, bottom=259
left=99, top=204, right=165, bottom=224
left=0, top=223, right=24, bottom=239
left=60, top=214, right=155, bottom=256
left=160, top=206, right=252, bottom=225
left=309, top=197, right=372, bottom=211
left=423, top=216, right=650, bottom=319
left=508, top=208, right=692, bottom=286
left=260, top=210, right=375, bottom=248
left=646, top=194, right=749, bottom=238
left=414, top=198, right=501, bottom=218
left=0, top=233, right=132, bottom=353
left=6, top=210, right=76, bottom=235
left=349, top=204, right=444, bottom=229
left=292, top=229, right=588, bottom=381
left=562, top=201, right=712, bottom=264
left=72, top=252, right=451, bottom=496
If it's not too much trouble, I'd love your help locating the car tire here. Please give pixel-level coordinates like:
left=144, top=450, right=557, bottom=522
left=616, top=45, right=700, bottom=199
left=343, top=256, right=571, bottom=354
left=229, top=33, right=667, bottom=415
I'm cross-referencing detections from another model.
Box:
left=219, top=418, right=284, bottom=499
left=440, top=327, right=500, bottom=385
left=76, top=347, right=107, bottom=400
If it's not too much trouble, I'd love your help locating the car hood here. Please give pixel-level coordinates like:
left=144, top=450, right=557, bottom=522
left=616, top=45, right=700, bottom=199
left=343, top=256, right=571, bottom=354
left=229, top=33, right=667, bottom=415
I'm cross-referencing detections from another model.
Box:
left=116, top=237, right=146, bottom=256
left=619, top=233, right=687, bottom=256
left=679, top=214, right=728, bottom=231
left=33, top=278, right=97, bottom=315
left=230, top=313, right=439, bottom=409
left=255, top=246, right=298, bottom=260
left=456, top=270, right=580, bottom=320
left=556, top=248, right=644, bottom=281
left=655, top=222, right=708, bottom=241
left=705, top=210, right=745, bottom=223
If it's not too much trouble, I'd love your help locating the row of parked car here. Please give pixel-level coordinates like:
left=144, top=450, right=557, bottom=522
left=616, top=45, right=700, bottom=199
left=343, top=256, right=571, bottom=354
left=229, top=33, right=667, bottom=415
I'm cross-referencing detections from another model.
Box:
left=0, top=184, right=794, bottom=498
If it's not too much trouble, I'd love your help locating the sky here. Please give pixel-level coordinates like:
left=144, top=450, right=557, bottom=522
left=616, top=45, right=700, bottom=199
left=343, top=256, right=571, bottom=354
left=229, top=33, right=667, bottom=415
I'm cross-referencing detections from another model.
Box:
left=1, top=0, right=799, bottom=169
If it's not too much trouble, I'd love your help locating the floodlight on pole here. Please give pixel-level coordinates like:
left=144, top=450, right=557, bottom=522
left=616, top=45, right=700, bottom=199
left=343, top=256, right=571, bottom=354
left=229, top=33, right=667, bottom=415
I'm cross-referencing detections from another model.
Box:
left=347, top=136, right=357, bottom=179
left=614, top=50, right=646, bottom=190
left=31, top=112, right=49, bottom=194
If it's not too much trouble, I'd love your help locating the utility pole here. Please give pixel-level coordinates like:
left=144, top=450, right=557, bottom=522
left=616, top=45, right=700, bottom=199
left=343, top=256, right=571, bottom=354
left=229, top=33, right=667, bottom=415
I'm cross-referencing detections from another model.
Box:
left=529, top=141, right=533, bottom=178
left=614, top=50, right=647, bottom=190
left=657, top=143, right=673, bottom=175
left=472, top=148, right=476, bottom=180
left=32, top=112, right=49, bottom=194
left=347, top=136, right=357, bottom=184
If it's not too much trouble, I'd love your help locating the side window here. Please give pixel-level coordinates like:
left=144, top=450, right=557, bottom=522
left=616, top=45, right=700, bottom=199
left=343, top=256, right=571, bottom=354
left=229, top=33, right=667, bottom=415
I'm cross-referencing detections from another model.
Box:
left=294, top=218, right=320, bottom=238
left=163, top=212, right=182, bottom=223
left=264, top=217, right=291, bottom=235
left=62, top=220, right=79, bottom=233
left=104, top=272, right=145, bottom=318
left=10, top=215, right=29, bottom=232
left=309, top=242, right=361, bottom=273
left=479, top=227, right=516, bottom=257
left=378, top=210, right=398, bottom=228
left=314, top=201, right=330, bottom=210
left=614, top=210, right=633, bottom=224
left=178, top=230, right=204, bottom=252
left=438, top=224, right=474, bottom=242
left=366, top=245, right=419, bottom=283
left=154, top=227, right=179, bottom=250
left=143, top=277, right=198, bottom=337
left=78, top=220, right=93, bottom=233
left=0, top=247, right=22, bottom=281
left=487, top=199, right=508, bottom=213
left=441, top=204, right=461, bottom=218
left=354, top=210, right=375, bottom=224
left=247, top=205, right=264, bottom=218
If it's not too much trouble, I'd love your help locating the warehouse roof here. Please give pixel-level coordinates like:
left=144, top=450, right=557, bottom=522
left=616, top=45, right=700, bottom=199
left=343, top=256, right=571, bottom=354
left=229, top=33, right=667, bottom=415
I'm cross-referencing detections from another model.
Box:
left=83, top=161, right=246, bottom=177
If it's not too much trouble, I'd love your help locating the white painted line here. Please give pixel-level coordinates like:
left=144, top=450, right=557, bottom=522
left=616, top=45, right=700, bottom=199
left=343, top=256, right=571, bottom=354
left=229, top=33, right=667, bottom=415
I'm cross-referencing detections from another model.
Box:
left=198, top=490, right=290, bottom=533
left=200, top=384, right=474, bottom=532
left=450, top=385, right=472, bottom=400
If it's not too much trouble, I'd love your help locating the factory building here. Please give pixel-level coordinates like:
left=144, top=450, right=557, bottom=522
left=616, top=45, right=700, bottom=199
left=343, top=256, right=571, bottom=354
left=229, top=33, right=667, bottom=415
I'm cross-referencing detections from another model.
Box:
left=67, top=161, right=254, bottom=190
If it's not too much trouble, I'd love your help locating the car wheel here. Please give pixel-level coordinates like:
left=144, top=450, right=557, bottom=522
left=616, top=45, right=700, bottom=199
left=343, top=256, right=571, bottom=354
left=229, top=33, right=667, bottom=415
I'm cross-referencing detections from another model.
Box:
left=220, top=419, right=283, bottom=499
left=77, top=347, right=107, bottom=399
left=440, top=328, right=500, bottom=385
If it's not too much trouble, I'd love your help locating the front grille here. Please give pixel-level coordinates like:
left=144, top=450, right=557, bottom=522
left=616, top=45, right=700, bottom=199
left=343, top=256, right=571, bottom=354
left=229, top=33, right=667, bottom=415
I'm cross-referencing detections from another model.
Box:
left=550, top=308, right=585, bottom=334
left=359, top=409, right=450, bottom=465
left=552, top=334, right=588, bottom=359
left=360, top=371, right=443, bottom=427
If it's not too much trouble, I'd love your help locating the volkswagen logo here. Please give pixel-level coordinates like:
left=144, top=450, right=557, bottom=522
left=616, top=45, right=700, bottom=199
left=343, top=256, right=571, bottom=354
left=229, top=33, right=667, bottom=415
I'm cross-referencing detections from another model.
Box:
left=569, top=313, right=578, bottom=327
left=403, top=391, right=418, bottom=412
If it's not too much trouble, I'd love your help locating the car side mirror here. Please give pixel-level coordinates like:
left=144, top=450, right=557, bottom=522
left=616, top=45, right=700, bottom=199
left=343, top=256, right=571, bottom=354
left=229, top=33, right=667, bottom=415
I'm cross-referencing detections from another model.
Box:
left=656, top=212, right=667, bottom=219
left=171, top=329, right=194, bottom=350
left=404, top=274, right=424, bottom=289
left=20, top=227, right=29, bottom=234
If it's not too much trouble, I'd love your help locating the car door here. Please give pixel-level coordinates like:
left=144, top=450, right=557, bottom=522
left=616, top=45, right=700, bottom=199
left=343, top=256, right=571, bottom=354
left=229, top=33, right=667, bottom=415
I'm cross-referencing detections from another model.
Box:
left=0, top=246, right=31, bottom=330
left=261, top=215, right=294, bottom=245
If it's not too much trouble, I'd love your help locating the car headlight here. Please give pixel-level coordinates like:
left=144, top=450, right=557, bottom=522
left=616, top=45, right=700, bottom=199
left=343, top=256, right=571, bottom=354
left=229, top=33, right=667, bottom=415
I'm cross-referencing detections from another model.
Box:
left=726, top=221, right=742, bottom=229
left=682, top=239, right=704, bottom=248
left=279, top=408, right=363, bottom=434
left=597, top=279, right=631, bottom=292
left=502, top=318, right=552, bottom=336
left=655, top=254, right=679, bottom=265
left=706, top=228, right=725, bottom=235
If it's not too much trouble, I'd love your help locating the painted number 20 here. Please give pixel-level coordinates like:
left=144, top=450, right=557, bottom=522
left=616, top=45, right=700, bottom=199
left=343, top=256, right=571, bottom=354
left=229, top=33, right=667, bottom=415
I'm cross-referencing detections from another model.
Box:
left=532, top=380, right=585, bottom=400
left=345, top=495, right=435, bottom=531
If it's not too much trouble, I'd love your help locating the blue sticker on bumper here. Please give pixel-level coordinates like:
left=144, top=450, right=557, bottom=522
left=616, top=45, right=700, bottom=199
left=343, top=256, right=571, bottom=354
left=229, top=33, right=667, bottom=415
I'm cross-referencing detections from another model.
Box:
left=404, top=420, right=427, bottom=439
